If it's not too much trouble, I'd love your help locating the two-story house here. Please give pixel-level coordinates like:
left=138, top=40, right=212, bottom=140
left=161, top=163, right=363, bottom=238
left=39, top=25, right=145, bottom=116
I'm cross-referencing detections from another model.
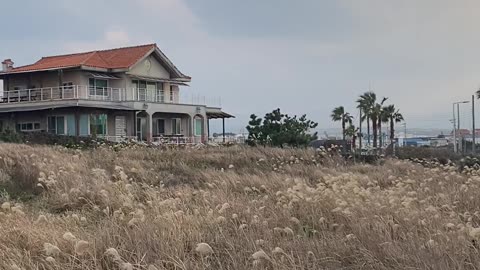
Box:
left=0, top=44, right=233, bottom=143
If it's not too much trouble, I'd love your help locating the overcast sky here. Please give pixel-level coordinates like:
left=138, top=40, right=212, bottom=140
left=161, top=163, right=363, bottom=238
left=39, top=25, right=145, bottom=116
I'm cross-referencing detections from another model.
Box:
left=2, top=0, right=480, bottom=133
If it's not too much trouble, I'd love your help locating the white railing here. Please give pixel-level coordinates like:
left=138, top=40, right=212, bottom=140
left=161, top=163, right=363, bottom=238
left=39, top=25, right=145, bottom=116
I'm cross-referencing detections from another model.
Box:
left=0, top=85, right=221, bottom=106
left=209, top=136, right=246, bottom=144
left=99, top=135, right=137, bottom=143
left=152, top=136, right=207, bottom=145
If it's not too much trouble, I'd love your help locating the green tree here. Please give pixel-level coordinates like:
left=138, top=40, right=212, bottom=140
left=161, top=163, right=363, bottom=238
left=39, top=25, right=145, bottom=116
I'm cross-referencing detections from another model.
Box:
left=330, top=106, right=353, bottom=142
left=378, top=104, right=390, bottom=147
left=382, top=104, right=404, bottom=145
left=369, top=96, right=387, bottom=148
left=246, top=108, right=318, bottom=147
left=345, top=124, right=359, bottom=150
left=357, top=92, right=376, bottom=146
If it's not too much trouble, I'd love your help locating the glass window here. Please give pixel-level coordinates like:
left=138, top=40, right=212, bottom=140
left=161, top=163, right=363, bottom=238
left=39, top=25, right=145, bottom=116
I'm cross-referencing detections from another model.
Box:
left=57, top=116, right=65, bottom=135
left=48, top=116, right=56, bottom=133
left=18, top=122, right=41, bottom=132
left=139, top=81, right=147, bottom=89
left=157, top=119, right=165, bottom=134
left=90, top=114, right=107, bottom=136
left=170, top=86, right=174, bottom=102
left=156, top=82, right=165, bottom=103
left=194, top=118, right=202, bottom=136
left=171, top=118, right=181, bottom=135
left=89, top=79, right=108, bottom=96
left=132, top=80, right=139, bottom=89
left=47, top=116, right=65, bottom=135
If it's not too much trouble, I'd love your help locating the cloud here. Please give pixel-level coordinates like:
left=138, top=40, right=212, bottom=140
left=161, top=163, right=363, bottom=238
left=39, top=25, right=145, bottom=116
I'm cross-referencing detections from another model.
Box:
left=63, top=30, right=134, bottom=53
left=3, top=0, right=480, bottom=132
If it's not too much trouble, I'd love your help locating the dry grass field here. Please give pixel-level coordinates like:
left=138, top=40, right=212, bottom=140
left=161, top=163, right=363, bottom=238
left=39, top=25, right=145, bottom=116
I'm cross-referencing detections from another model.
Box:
left=0, top=143, right=480, bottom=269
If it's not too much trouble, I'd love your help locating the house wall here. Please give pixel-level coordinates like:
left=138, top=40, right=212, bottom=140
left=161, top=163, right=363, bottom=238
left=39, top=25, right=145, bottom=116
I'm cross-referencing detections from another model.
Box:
left=129, top=55, right=170, bottom=79
left=3, top=70, right=87, bottom=90
left=151, top=113, right=190, bottom=136
left=0, top=108, right=135, bottom=137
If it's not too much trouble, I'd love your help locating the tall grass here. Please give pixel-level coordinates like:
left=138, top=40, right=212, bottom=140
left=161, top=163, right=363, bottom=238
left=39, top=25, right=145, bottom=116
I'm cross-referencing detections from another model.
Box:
left=0, top=143, right=479, bottom=269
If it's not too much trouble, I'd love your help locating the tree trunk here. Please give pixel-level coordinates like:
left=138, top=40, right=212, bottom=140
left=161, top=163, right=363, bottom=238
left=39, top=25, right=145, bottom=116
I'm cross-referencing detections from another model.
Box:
left=390, top=117, right=395, bottom=155
left=367, top=116, right=370, bottom=145
left=372, top=116, right=378, bottom=148
left=390, top=117, right=395, bottom=142
left=342, top=119, right=346, bottom=141
left=378, top=118, right=382, bottom=148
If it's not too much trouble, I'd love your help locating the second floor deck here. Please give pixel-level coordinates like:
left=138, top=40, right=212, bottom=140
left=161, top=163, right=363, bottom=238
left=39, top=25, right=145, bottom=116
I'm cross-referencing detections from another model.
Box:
left=0, top=85, right=221, bottom=107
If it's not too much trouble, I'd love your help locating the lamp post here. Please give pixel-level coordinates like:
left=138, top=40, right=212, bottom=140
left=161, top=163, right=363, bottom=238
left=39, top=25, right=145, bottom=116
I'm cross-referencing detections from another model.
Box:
left=453, top=100, right=470, bottom=153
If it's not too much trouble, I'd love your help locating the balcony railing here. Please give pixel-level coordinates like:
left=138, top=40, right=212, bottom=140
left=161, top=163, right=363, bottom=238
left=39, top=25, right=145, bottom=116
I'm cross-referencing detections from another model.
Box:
left=0, top=85, right=221, bottom=106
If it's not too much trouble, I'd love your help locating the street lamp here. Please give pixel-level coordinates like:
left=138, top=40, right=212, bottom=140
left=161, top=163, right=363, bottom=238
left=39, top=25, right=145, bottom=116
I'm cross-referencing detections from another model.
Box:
left=453, top=100, right=470, bottom=153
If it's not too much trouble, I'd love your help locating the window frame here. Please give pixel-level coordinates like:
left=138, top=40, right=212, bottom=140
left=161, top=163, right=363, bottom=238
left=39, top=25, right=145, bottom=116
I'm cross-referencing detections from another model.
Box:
left=157, top=118, right=165, bottom=135
left=194, top=117, right=203, bottom=136
left=89, top=113, right=108, bottom=136
left=16, top=121, right=41, bottom=132
left=171, top=118, right=181, bottom=135
left=47, top=115, right=67, bottom=135
left=89, top=78, right=109, bottom=97
left=169, top=86, right=174, bottom=102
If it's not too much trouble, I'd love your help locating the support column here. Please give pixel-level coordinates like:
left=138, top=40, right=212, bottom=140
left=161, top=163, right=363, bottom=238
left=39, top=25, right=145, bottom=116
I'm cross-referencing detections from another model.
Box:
left=74, top=109, right=80, bottom=137
left=58, top=69, right=64, bottom=99
left=222, top=117, right=226, bottom=143
left=207, top=118, right=210, bottom=140
left=146, top=112, right=153, bottom=143
left=132, top=111, right=137, bottom=140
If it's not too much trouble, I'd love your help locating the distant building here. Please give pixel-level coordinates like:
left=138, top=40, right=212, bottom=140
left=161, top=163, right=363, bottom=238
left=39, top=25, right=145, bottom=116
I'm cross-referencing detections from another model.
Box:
left=451, top=129, right=471, bottom=137
left=398, top=137, right=448, bottom=147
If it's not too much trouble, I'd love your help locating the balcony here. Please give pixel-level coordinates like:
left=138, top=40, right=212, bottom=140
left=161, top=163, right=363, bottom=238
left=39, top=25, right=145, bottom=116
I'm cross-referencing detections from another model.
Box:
left=0, top=85, right=221, bottom=107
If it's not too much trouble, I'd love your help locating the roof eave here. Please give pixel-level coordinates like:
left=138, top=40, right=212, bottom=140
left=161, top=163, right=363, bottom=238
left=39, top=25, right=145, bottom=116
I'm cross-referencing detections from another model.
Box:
left=152, top=47, right=191, bottom=81
left=80, top=66, right=110, bottom=72
left=0, top=65, right=81, bottom=75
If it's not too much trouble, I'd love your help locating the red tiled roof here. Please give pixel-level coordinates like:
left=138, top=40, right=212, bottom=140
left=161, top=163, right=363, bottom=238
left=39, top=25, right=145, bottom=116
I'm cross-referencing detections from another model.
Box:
left=8, top=44, right=156, bottom=73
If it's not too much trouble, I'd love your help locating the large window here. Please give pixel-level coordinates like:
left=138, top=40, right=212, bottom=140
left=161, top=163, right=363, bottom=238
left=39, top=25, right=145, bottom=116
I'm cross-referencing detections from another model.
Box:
left=90, top=114, right=107, bottom=136
left=133, top=80, right=164, bottom=102
left=47, top=116, right=65, bottom=135
left=157, top=82, right=164, bottom=102
left=157, top=119, right=165, bottom=135
left=89, top=78, right=108, bottom=96
left=171, top=118, right=181, bottom=135
left=17, top=122, right=41, bottom=132
left=169, top=86, right=174, bottom=102
left=194, top=118, right=203, bottom=136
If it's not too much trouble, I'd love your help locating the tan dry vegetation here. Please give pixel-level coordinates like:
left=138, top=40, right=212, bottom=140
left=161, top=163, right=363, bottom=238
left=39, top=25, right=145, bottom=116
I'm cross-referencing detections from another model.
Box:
left=0, top=143, right=479, bottom=269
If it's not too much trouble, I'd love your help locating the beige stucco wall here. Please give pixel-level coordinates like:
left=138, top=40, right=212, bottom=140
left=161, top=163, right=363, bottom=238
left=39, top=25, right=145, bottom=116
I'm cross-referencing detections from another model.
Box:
left=129, top=55, right=170, bottom=79
left=4, top=70, right=88, bottom=90
left=106, top=110, right=135, bottom=137
left=0, top=107, right=136, bottom=137
left=151, top=113, right=190, bottom=136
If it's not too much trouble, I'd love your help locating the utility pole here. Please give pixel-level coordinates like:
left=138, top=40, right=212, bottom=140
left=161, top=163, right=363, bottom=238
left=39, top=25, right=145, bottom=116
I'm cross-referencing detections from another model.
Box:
left=359, top=107, right=362, bottom=153
left=453, top=100, right=470, bottom=153
left=403, top=122, right=407, bottom=146
left=473, top=94, right=476, bottom=154
left=460, top=103, right=463, bottom=154
left=453, top=103, right=457, bottom=153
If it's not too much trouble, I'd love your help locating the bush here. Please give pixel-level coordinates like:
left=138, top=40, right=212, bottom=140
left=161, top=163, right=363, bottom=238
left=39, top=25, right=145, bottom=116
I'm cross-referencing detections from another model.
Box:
left=396, top=146, right=460, bottom=164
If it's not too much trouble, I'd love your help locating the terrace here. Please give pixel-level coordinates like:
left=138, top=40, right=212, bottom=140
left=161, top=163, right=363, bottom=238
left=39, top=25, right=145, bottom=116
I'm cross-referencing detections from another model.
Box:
left=0, top=85, right=221, bottom=106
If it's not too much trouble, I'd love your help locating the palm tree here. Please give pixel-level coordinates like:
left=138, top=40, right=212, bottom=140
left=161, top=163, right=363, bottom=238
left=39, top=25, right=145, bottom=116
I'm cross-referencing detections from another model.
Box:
left=370, top=97, right=388, bottom=148
left=331, top=106, right=353, bottom=142
left=357, top=92, right=376, bottom=146
left=377, top=105, right=391, bottom=147
left=383, top=104, right=404, bottom=145
left=345, top=124, right=359, bottom=150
